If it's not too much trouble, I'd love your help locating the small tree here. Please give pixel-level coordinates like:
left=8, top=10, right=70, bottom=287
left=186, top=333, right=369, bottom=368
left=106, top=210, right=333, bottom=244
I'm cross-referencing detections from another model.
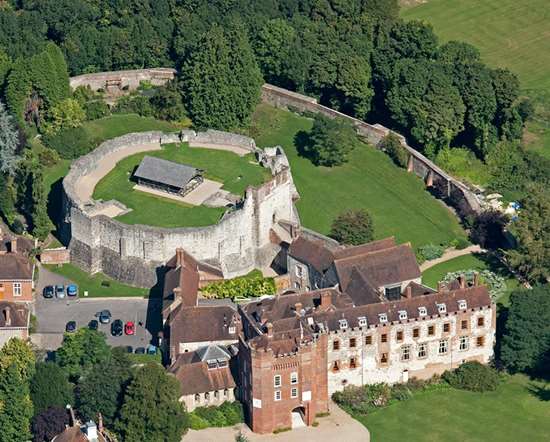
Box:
left=330, top=209, right=374, bottom=245
left=30, top=362, right=74, bottom=415
left=380, top=132, right=408, bottom=168
left=43, top=98, right=85, bottom=135
left=442, top=361, right=500, bottom=392
left=0, top=337, right=36, bottom=382
left=302, top=114, right=358, bottom=167
left=31, top=406, right=69, bottom=442
left=470, top=210, right=508, bottom=250
left=31, top=167, right=53, bottom=241
left=0, top=363, right=34, bottom=442
left=0, top=100, right=21, bottom=175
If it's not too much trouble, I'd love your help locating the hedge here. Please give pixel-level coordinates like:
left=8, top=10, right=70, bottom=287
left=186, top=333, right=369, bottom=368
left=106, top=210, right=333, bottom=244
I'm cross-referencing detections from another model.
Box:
left=201, top=276, right=275, bottom=300
left=189, top=401, right=244, bottom=430
left=442, top=361, right=501, bottom=392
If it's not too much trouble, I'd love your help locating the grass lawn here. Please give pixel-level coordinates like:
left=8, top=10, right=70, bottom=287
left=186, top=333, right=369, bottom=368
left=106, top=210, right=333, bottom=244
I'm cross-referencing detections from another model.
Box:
left=250, top=104, right=466, bottom=248
left=93, top=143, right=270, bottom=227
left=44, top=263, right=149, bottom=298
left=81, top=113, right=177, bottom=141
left=421, top=253, right=520, bottom=305
left=354, top=374, right=550, bottom=442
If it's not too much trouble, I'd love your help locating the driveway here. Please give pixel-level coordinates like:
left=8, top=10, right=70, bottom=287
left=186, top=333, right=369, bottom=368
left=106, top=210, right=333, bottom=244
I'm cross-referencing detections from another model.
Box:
left=34, top=266, right=161, bottom=350
left=184, top=401, right=370, bottom=442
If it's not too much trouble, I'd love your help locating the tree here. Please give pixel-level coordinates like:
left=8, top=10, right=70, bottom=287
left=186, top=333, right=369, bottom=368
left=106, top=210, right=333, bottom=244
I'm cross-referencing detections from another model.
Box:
left=0, top=48, right=11, bottom=89
left=301, top=114, right=358, bottom=166
left=43, top=98, right=85, bottom=135
left=501, top=286, right=550, bottom=374
left=30, top=362, right=74, bottom=415
left=470, top=210, right=508, bottom=250
left=0, top=337, right=35, bottom=382
left=31, top=406, right=69, bottom=442
left=506, top=185, right=550, bottom=283
left=0, top=363, right=34, bottom=442
left=182, top=23, right=263, bottom=130
left=380, top=132, right=408, bottom=167
left=150, top=81, right=186, bottom=122
left=56, top=328, right=110, bottom=381
left=76, top=348, right=132, bottom=425
left=330, top=209, right=374, bottom=245
left=0, top=100, right=21, bottom=175
left=0, top=172, right=18, bottom=225
left=30, top=167, right=53, bottom=241
left=115, top=363, right=188, bottom=442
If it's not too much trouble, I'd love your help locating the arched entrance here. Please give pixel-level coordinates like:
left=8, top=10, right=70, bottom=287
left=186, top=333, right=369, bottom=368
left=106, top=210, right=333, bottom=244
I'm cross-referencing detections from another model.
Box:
left=291, top=406, right=306, bottom=428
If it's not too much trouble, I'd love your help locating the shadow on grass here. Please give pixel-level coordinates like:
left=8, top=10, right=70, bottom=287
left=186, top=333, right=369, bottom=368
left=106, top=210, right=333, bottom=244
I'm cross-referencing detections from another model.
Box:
left=527, top=383, right=550, bottom=401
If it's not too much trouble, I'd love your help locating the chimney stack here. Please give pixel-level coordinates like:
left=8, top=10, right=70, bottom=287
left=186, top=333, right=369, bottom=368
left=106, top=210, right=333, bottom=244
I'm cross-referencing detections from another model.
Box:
left=437, top=281, right=448, bottom=293
left=405, top=285, right=412, bottom=299
left=458, top=274, right=466, bottom=289
left=176, top=248, right=185, bottom=266
left=473, top=272, right=480, bottom=287
left=9, top=239, right=16, bottom=254
left=97, top=413, right=104, bottom=433
left=3, top=308, right=10, bottom=327
left=67, top=405, right=76, bottom=427
left=294, top=302, right=303, bottom=315
left=320, top=291, right=331, bottom=309
left=266, top=322, right=273, bottom=339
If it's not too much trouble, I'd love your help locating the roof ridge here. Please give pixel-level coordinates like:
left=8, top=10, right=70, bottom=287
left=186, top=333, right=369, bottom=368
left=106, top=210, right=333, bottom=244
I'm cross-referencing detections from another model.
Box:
left=334, top=243, right=410, bottom=264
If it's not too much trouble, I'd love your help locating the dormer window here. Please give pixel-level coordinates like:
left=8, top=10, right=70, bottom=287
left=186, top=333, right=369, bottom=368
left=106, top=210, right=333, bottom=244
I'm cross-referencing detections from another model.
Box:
left=339, top=319, right=348, bottom=330
left=307, top=317, right=314, bottom=326
left=217, top=359, right=228, bottom=368
left=358, top=316, right=367, bottom=327
left=437, top=303, right=447, bottom=314
left=379, top=313, right=388, bottom=323
left=458, top=299, right=467, bottom=310
left=398, top=310, right=408, bottom=321
left=418, top=306, right=427, bottom=317
left=207, top=360, right=217, bottom=370
left=228, top=326, right=236, bottom=334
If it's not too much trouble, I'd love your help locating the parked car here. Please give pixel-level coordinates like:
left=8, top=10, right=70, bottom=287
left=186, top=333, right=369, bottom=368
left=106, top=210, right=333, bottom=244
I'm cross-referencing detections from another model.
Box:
left=111, top=319, right=123, bottom=337
left=146, top=345, right=157, bottom=355
left=125, top=346, right=133, bottom=353
left=65, top=321, right=77, bottom=333
left=134, top=347, right=146, bottom=354
left=55, top=285, right=65, bottom=298
left=124, top=321, right=135, bottom=336
left=43, top=286, right=54, bottom=299
left=88, top=320, right=99, bottom=330
left=67, top=284, right=78, bottom=297
left=98, top=310, right=111, bottom=324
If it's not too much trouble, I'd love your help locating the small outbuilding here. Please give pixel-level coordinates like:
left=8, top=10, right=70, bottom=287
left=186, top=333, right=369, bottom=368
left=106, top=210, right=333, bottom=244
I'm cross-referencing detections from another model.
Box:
left=133, top=156, right=203, bottom=196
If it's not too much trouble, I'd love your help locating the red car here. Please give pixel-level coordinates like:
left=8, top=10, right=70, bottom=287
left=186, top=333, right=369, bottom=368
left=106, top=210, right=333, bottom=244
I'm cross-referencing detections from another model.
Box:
left=124, top=321, right=135, bottom=335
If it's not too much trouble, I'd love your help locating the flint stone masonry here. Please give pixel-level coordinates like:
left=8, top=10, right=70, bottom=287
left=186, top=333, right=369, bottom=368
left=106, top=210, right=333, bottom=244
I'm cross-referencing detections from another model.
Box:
left=62, top=131, right=299, bottom=288
left=69, top=68, right=176, bottom=92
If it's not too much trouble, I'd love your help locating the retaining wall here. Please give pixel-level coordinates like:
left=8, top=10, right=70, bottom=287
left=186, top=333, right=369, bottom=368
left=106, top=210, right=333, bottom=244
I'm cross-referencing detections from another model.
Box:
left=62, top=131, right=299, bottom=287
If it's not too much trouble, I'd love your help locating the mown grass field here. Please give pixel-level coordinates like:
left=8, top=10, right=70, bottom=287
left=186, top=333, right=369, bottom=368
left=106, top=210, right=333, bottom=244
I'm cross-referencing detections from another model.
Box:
left=93, top=143, right=269, bottom=227
left=421, top=253, right=520, bottom=306
left=251, top=104, right=466, bottom=248
left=354, top=374, right=550, bottom=442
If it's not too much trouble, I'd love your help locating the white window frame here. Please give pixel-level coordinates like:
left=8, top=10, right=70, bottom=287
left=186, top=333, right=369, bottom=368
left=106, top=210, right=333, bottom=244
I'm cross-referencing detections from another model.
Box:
left=274, top=390, right=281, bottom=401
left=291, top=387, right=298, bottom=398
left=438, top=339, right=449, bottom=355
left=401, top=345, right=411, bottom=361
left=294, top=281, right=301, bottom=289
left=274, top=375, right=282, bottom=388
left=418, top=306, right=427, bottom=317
left=358, top=316, right=367, bottom=327
left=459, top=336, right=469, bottom=351
left=13, top=282, right=22, bottom=297
left=290, top=372, right=298, bottom=385
left=339, top=319, right=348, bottom=330
left=417, top=343, right=427, bottom=359
left=378, top=313, right=388, bottom=323
left=458, top=299, right=467, bottom=310
left=295, top=265, right=304, bottom=278
left=437, top=303, right=447, bottom=314
left=398, top=310, right=408, bottom=321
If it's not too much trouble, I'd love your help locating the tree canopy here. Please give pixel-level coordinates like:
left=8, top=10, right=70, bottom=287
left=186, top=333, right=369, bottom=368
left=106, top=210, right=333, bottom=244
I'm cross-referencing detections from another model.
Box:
left=30, top=362, right=74, bottom=415
left=330, top=208, right=375, bottom=245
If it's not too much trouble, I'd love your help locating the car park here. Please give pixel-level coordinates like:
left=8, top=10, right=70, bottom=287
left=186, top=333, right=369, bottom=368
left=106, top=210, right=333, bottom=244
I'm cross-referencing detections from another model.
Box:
left=67, top=284, right=78, bottom=297
left=43, top=286, right=54, bottom=299
left=111, top=319, right=123, bottom=337
left=88, top=320, right=99, bottom=330
left=134, top=347, right=145, bottom=354
left=98, top=310, right=112, bottom=324
left=65, top=321, right=77, bottom=333
left=124, top=321, right=135, bottom=335
left=56, top=285, right=66, bottom=299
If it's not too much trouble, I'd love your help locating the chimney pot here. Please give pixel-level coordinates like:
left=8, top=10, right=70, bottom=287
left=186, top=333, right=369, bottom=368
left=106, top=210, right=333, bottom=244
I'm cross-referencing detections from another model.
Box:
left=405, top=285, right=412, bottom=299
left=266, top=322, right=273, bottom=339
left=176, top=248, right=185, bottom=266
left=294, top=302, right=302, bottom=314
left=473, top=272, right=480, bottom=286
left=458, top=274, right=466, bottom=289
left=320, top=291, right=331, bottom=309
left=9, top=239, right=16, bottom=254
left=437, top=281, right=448, bottom=293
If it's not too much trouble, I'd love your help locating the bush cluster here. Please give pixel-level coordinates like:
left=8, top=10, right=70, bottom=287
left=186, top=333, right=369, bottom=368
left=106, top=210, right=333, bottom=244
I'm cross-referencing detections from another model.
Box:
left=189, top=402, right=244, bottom=430
left=41, top=126, right=99, bottom=159
left=443, top=269, right=506, bottom=300
left=381, top=133, right=408, bottom=168
left=202, top=276, right=275, bottom=300
left=416, top=243, right=445, bottom=263
left=442, top=361, right=501, bottom=392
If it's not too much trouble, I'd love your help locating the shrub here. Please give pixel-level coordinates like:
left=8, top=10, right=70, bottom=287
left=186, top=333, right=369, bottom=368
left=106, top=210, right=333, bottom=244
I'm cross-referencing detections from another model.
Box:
left=188, top=413, right=209, bottom=430
left=332, top=383, right=392, bottom=414
left=190, top=402, right=244, bottom=429
left=330, top=208, right=374, bottom=245
left=84, top=101, right=111, bottom=120
left=194, top=406, right=227, bottom=427
left=218, top=401, right=244, bottom=425
left=417, top=243, right=445, bottom=262
left=42, top=98, right=85, bottom=135
left=380, top=133, right=408, bottom=168
left=390, top=383, right=413, bottom=401
left=443, top=361, right=500, bottom=392
left=455, top=238, right=470, bottom=250
left=442, top=269, right=506, bottom=300
left=202, top=276, right=275, bottom=300
left=470, top=210, right=508, bottom=250
left=113, top=95, right=153, bottom=117
left=42, top=126, right=96, bottom=159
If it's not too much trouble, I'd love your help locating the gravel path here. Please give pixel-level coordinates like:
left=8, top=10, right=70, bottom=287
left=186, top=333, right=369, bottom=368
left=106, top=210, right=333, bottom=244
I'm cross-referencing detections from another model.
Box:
left=420, top=245, right=485, bottom=272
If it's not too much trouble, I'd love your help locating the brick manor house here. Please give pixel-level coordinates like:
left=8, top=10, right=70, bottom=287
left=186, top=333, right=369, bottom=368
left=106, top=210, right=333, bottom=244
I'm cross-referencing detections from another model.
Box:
left=162, top=232, right=496, bottom=434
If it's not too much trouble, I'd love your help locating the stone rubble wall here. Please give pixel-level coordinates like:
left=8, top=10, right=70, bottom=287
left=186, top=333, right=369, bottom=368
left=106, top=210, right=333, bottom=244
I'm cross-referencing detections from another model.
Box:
left=62, top=131, right=299, bottom=287
left=69, top=68, right=176, bottom=92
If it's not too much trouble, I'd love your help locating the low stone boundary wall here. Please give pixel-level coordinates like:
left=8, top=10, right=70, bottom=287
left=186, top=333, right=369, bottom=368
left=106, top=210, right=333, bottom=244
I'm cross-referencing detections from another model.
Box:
left=69, top=68, right=176, bottom=92
left=40, top=247, right=70, bottom=265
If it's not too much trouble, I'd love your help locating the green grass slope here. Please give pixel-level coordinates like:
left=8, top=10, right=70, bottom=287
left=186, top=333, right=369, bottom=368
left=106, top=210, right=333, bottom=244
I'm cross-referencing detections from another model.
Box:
left=251, top=104, right=465, bottom=248
left=401, top=0, right=550, bottom=93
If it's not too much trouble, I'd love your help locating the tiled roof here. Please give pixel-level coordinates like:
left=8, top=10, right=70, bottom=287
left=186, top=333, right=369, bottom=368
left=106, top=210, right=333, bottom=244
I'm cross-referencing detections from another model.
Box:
left=134, top=156, right=201, bottom=190
left=169, top=305, right=239, bottom=344
left=163, top=249, right=200, bottom=315
left=0, top=253, right=33, bottom=280
left=288, top=236, right=336, bottom=273
left=343, top=268, right=382, bottom=306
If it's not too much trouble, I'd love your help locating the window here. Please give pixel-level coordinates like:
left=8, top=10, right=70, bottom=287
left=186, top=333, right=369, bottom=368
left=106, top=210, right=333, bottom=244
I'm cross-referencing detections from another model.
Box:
left=339, top=319, right=348, bottom=330
left=291, top=387, right=298, bottom=398
left=418, top=343, right=427, bottom=358
left=207, top=360, right=217, bottom=370
left=413, top=328, right=420, bottom=338
left=295, top=265, right=303, bottom=277
left=458, top=299, right=467, bottom=310
left=418, top=306, right=427, bottom=317
left=401, top=345, right=411, bottom=361
left=205, top=392, right=210, bottom=401
left=379, top=313, right=388, bottom=323
left=218, top=359, right=228, bottom=368
left=332, top=361, right=340, bottom=372
left=13, top=282, right=22, bottom=297
left=350, top=337, right=356, bottom=348
left=214, top=390, right=219, bottom=399
left=385, top=285, right=401, bottom=300
left=333, top=340, right=340, bottom=351
left=428, top=325, right=435, bottom=336
left=274, top=375, right=281, bottom=388
left=228, top=326, right=236, bottom=334
left=459, top=336, right=469, bottom=351
left=224, top=389, right=228, bottom=397
left=439, top=339, right=449, bottom=355
left=305, top=286, right=310, bottom=291
left=381, top=353, right=388, bottom=364
left=274, top=390, right=281, bottom=401
left=396, top=331, right=403, bottom=342
left=294, top=281, right=301, bottom=289
left=350, top=357, right=357, bottom=369
left=443, top=322, right=450, bottom=333
left=461, top=320, right=468, bottom=330
left=290, top=372, right=298, bottom=384
left=358, top=316, right=367, bottom=327
left=477, top=317, right=485, bottom=327
left=195, top=393, right=201, bottom=403
left=381, top=333, right=388, bottom=343
left=398, top=310, right=408, bottom=321
left=477, top=336, right=485, bottom=347
left=365, top=335, right=372, bottom=345
left=437, top=303, right=447, bottom=314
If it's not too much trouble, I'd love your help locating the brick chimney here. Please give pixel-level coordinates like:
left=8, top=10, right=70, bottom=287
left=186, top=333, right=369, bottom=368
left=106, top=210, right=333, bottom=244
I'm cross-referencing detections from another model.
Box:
left=176, top=248, right=185, bottom=266
left=437, top=281, right=448, bottom=293
left=266, top=322, right=273, bottom=339
left=404, top=285, right=412, bottom=299
left=67, top=405, right=76, bottom=427
left=473, top=272, right=480, bottom=286
left=3, top=308, right=10, bottom=327
left=320, top=291, right=331, bottom=309
left=9, top=239, right=16, bottom=254
left=294, top=302, right=303, bottom=315
left=458, top=274, right=466, bottom=289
